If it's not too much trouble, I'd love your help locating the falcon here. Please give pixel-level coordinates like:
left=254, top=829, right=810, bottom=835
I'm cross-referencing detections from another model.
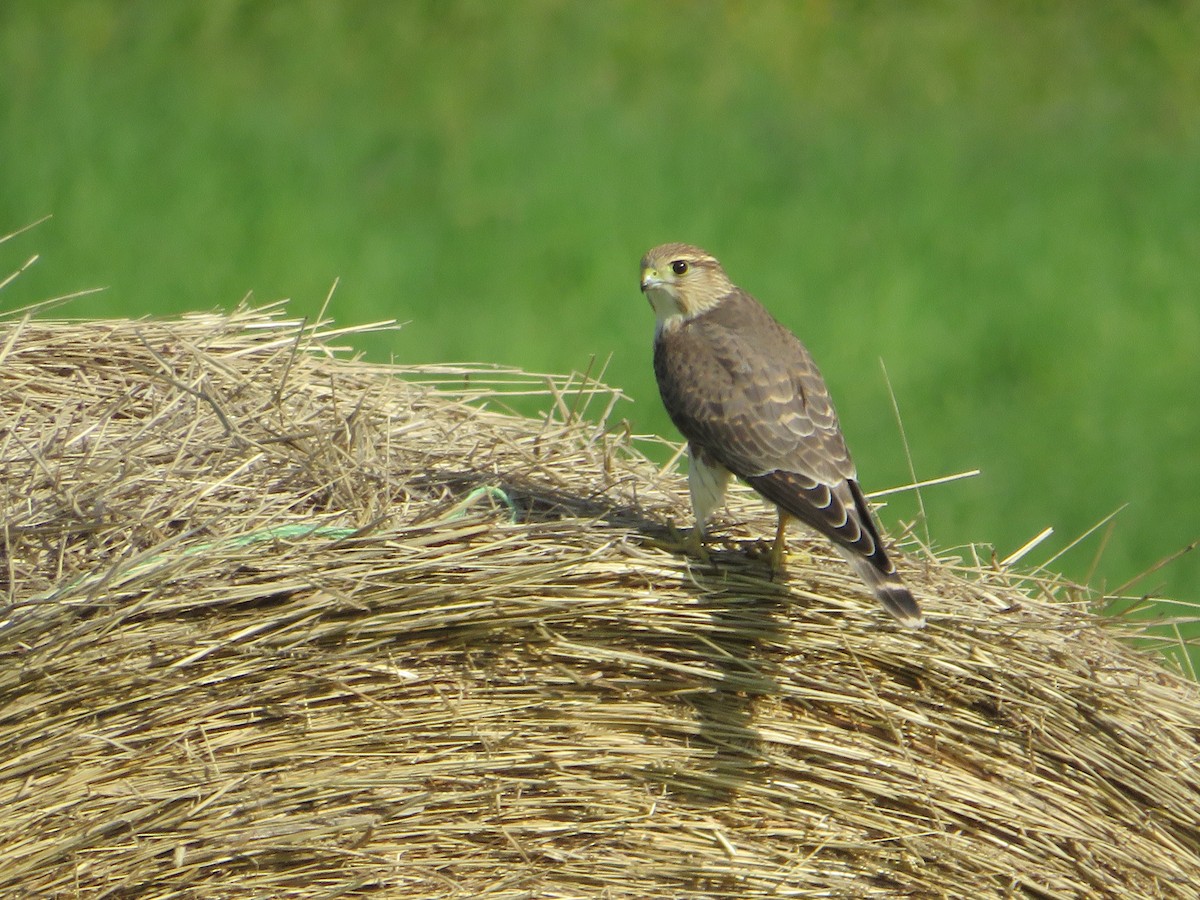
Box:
left=640, top=242, right=924, bottom=628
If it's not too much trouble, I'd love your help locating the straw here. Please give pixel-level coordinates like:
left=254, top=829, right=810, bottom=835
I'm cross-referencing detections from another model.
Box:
left=1, top=305, right=1198, bottom=898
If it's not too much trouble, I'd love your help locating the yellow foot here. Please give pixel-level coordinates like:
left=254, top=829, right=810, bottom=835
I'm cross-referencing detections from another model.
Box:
left=767, top=513, right=790, bottom=576
left=649, top=523, right=711, bottom=563
left=768, top=538, right=787, bottom=576
left=681, top=526, right=710, bottom=563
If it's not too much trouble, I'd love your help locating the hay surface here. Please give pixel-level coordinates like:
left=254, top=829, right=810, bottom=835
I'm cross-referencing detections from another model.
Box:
left=2, top=306, right=1199, bottom=899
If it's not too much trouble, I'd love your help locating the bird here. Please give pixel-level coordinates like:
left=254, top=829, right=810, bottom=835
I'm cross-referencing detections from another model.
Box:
left=639, top=242, right=924, bottom=629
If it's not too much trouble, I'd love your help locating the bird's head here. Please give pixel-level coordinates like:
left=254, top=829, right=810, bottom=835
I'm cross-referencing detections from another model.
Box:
left=640, top=243, right=733, bottom=329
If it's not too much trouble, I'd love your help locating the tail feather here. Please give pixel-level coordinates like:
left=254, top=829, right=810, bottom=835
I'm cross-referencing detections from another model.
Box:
left=836, top=547, right=925, bottom=629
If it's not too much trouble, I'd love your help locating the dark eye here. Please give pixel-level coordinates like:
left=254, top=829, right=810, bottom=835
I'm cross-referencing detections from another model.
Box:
left=671, top=260, right=689, bottom=275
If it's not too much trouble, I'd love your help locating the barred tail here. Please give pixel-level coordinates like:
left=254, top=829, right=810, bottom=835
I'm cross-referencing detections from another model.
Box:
left=836, top=547, right=925, bottom=629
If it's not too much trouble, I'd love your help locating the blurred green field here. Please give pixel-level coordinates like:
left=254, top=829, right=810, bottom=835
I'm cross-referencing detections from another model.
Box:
left=2, top=2, right=1197, bottom=667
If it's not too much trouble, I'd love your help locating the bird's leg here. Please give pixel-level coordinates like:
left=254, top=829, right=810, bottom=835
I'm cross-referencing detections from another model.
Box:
left=684, top=523, right=711, bottom=563
left=684, top=448, right=728, bottom=566
left=768, top=512, right=790, bottom=574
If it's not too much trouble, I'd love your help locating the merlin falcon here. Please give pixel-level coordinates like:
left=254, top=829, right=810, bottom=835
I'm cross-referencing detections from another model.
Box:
left=640, top=242, right=924, bottom=629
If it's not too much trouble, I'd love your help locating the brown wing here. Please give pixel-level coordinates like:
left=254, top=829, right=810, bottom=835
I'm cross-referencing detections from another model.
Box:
left=654, top=288, right=886, bottom=562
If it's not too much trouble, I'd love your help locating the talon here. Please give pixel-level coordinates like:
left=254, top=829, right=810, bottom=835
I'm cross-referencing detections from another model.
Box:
left=649, top=522, right=710, bottom=563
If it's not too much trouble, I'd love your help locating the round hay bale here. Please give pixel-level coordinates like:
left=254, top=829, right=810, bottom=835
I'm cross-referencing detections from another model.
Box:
left=1, top=305, right=1198, bottom=898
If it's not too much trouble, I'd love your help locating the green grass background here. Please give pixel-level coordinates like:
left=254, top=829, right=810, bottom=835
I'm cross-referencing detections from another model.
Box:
left=2, top=2, right=1197, bottom=665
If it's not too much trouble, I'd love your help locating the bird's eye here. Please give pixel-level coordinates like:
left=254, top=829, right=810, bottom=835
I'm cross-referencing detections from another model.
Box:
left=671, top=260, right=689, bottom=275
